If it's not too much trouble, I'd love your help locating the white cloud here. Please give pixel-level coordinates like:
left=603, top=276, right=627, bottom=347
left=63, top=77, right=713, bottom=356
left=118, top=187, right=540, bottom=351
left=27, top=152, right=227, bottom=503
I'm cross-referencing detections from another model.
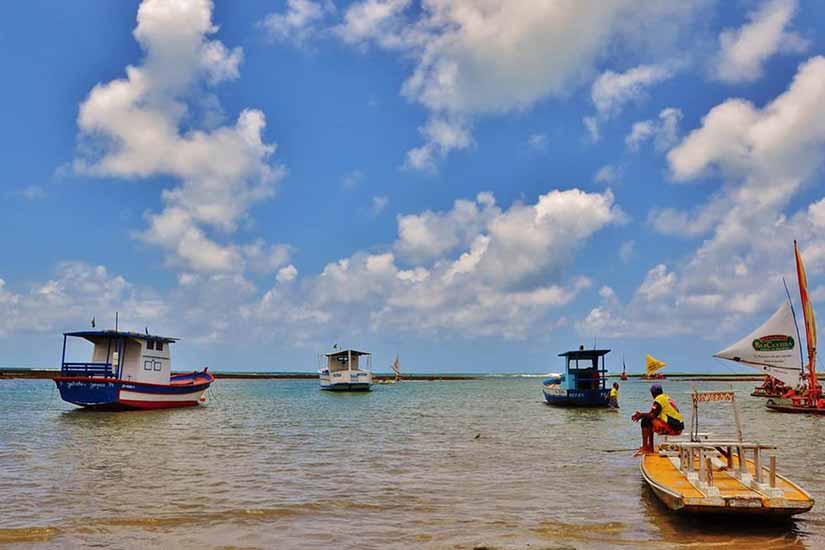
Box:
left=594, top=165, right=618, bottom=185
left=0, top=262, right=166, bottom=337
left=637, top=264, right=677, bottom=301
left=648, top=195, right=728, bottom=237
left=342, top=169, right=365, bottom=189
left=73, top=0, right=285, bottom=274
left=626, top=107, right=682, bottom=151
left=394, top=192, right=499, bottom=264
left=527, top=133, right=547, bottom=151
left=714, top=0, right=808, bottom=83
left=276, top=264, right=299, bottom=283
left=619, top=240, right=635, bottom=263
left=582, top=57, right=825, bottom=339
left=371, top=195, right=389, bottom=215
left=19, top=185, right=46, bottom=200
left=326, top=0, right=708, bottom=168
left=260, top=0, right=334, bottom=45
left=591, top=64, right=673, bottom=118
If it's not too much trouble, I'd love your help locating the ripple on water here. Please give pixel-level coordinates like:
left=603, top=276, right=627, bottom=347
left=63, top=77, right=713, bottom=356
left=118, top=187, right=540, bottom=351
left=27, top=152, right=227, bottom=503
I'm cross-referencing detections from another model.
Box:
left=0, top=378, right=823, bottom=549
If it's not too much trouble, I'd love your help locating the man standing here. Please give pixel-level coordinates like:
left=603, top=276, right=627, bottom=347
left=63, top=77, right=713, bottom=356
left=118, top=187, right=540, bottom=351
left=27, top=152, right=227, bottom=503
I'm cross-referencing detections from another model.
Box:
left=631, top=384, right=684, bottom=453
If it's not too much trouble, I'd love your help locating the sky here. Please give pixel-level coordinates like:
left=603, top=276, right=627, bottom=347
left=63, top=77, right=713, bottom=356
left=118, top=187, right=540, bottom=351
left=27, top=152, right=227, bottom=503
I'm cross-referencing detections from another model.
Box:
left=2, top=0, right=825, bottom=374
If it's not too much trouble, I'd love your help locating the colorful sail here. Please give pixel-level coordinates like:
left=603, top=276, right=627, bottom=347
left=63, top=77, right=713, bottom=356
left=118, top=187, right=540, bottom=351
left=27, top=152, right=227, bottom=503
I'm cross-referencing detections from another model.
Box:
left=714, top=301, right=803, bottom=388
left=795, top=241, right=819, bottom=394
left=645, top=354, right=666, bottom=376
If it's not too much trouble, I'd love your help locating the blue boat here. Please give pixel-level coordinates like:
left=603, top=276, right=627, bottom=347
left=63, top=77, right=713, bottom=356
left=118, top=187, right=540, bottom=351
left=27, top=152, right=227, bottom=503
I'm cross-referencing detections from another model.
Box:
left=543, top=346, right=611, bottom=407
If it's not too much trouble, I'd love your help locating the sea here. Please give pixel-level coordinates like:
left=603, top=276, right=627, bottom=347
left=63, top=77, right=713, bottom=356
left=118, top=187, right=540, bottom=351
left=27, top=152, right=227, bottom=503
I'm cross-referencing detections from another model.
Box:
left=1, top=377, right=823, bottom=549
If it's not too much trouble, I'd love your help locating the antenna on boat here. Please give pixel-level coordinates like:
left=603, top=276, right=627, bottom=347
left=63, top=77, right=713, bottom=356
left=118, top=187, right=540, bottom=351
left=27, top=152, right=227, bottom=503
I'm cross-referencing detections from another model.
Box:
left=115, top=311, right=119, bottom=332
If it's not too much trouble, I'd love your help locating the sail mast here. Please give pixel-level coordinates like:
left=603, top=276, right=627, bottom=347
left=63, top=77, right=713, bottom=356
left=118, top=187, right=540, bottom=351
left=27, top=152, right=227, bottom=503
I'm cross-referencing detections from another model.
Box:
left=794, top=241, right=819, bottom=402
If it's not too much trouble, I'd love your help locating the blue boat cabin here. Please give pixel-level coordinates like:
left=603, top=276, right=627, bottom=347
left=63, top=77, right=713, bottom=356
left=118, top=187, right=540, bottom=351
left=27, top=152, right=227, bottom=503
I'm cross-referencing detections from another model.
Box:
left=543, top=346, right=611, bottom=407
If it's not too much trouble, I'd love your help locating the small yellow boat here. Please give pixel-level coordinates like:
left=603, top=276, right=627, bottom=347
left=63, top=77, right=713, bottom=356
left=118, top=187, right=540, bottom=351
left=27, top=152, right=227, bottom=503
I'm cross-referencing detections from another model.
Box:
left=641, top=391, right=814, bottom=518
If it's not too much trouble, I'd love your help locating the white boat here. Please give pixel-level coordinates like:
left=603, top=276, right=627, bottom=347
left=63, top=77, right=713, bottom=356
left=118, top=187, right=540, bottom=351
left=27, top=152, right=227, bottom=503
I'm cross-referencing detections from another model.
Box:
left=319, top=349, right=373, bottom=391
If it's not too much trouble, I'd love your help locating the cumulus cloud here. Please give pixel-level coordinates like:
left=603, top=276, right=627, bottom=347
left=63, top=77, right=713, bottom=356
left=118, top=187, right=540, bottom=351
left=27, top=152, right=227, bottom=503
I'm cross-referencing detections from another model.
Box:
left=249, top=187, right=624, bottom=340
left=583, top=56, right=825, bottom=339
left=714, top=0, right=808, bottom=83
left=309, top=0, right=709, bottom=168
left=0, top=262, right=166, bottom=337
left=74, top=0, right=286, bottom=274
left=19, top=185, right=47, bottom=200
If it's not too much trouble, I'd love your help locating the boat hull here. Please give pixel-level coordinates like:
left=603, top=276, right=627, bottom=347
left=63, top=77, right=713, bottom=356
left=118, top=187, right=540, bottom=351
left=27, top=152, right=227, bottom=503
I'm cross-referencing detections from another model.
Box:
left=320, top=383, right=372, bottom=391
left=640, top=452, right=813, bottom=518
left=766, top=399, right=825, bottom=414
left=543, top=387, right=610, bottom=407
left=54, top=371, right=214, bottom=410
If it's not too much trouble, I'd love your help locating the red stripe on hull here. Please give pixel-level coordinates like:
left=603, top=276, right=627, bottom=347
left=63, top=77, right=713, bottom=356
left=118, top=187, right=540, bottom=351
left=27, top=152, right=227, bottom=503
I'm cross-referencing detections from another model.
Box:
left=117, top=399, right=200, bottom=410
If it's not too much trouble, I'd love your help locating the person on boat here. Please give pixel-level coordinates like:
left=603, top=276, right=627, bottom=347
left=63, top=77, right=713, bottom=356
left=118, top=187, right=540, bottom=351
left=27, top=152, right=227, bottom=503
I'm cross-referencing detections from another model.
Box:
left=631, top=384, right=684, bottom=453
left=609, top=382, right=619, bottom=408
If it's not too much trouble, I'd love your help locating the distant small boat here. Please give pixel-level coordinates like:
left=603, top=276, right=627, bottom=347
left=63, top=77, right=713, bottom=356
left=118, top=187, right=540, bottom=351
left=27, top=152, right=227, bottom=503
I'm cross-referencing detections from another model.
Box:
left=641, top=390, right=814, bottom=518
left=54, top=330, right=213, bottom=410
left=319, top=349, right=372, bottom=391
left=641, top=354, right=666, bottom=380
left=620, top=357, right=629, bottom=380
left=751, top=376, right=788, bottom=398
left=543, top=346, right=610, bottom=407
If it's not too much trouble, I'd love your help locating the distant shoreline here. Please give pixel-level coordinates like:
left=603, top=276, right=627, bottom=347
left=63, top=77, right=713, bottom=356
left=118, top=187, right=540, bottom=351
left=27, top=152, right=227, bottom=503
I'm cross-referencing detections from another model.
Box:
left=0, top=369, right=479, bottom=381
left=0, top=368, right=771, bottom=382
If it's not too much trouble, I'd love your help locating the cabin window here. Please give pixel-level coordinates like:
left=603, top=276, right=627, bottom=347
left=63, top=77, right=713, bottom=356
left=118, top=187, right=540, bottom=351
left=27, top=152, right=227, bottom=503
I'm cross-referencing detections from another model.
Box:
left=156, top=342, right=163, bottom=351
left=144, top=360, right=152, bottom=371
left=154, top=360, right=162, bottom=371
left=147, top=340, right=155, bottom=350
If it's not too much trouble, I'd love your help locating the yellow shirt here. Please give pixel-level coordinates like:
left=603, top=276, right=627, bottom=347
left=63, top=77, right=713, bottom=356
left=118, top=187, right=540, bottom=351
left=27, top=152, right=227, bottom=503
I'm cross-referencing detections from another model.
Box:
left=654, top=393, right=683, bottom=423
left=609, top=388, right=618, bottom=398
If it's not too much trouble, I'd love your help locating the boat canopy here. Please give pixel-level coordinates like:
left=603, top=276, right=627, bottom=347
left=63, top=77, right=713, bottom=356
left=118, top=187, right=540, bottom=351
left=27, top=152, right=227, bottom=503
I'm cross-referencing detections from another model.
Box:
left=325, top=349, right=370, bottom=358
left=64, top=330, right=179, bottom=344
left=558, top=349, right=610, bottom=361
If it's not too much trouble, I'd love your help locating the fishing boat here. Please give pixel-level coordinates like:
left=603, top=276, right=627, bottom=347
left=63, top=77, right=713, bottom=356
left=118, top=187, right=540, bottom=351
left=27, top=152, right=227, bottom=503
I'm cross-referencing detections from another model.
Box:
left=54, top=330, right=214, bottom=410
left=714, top=241, right=823, bottom=413
left=543, top=346, right=610, bottom=407
left=641, top=390, right=814, bottom=517
left=766, top=242, right=825, bottom=413
left=319, top=349, right=373, bottom=391
left=641, top=354, right=667, bottom=380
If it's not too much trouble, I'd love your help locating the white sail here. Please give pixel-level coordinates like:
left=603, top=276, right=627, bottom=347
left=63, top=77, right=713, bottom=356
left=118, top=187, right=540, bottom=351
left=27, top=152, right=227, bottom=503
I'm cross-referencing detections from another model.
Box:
left=713, top=301, right=804, bottom=388
left=391, top=355, right=400, bottom=379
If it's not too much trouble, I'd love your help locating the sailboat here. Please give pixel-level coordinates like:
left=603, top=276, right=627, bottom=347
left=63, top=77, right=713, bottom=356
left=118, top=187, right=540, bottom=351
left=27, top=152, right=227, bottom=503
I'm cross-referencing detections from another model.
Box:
left=620, top=356, right=629, bottom=380
left=715, top=241, right=823, bottom=413
left=374, top=354, right=401, bottom=385
left=642, top=354, right=666, bottom=380
left=767, top=242, right=823, bottom=413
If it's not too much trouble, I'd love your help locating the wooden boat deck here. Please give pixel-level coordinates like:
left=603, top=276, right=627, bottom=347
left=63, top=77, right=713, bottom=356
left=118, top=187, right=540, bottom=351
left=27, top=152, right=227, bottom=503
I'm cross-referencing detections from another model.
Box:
left=642, top=449, right=812, bottom=516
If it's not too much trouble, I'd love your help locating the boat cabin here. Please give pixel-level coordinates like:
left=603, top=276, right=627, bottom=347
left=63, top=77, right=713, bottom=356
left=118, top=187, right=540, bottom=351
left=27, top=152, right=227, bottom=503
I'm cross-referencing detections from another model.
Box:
left=60, top=330, right=178, bottom=385
left=324, top=349, right=372, bottom=373
left=559, top=347, right=610, bottom=392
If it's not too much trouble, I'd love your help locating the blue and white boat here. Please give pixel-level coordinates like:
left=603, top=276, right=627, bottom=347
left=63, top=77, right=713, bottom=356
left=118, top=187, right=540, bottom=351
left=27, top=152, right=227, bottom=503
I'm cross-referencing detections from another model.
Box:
left=543, top=346, right=611, bottom=407
left=54, top=330, right=214, bottom=410
left=319, top=349, right=373, bottom=391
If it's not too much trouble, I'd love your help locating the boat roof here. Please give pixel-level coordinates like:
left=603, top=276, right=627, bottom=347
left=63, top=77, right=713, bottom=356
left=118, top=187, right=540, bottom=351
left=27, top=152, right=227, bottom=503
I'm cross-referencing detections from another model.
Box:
left=64, top=330, right=179, bottom=344
left=559, top=348, right=611, bottom=359
left=325, top=349, right=370, bottom=357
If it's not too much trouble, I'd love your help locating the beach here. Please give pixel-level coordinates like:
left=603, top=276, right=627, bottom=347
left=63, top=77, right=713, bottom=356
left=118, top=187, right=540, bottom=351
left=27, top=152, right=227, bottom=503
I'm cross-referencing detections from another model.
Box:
left=1, top=377, right=823, bottom=549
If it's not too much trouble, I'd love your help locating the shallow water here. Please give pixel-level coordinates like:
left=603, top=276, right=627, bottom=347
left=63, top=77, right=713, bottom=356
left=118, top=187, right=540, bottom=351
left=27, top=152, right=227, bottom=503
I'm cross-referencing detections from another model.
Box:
left=0, top=378, right=823, bottom=549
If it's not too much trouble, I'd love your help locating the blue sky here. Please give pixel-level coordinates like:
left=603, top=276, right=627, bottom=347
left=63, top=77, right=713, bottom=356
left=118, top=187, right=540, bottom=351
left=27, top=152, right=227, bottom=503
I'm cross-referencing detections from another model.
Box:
left=2, top=0, right=825, bottom=374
